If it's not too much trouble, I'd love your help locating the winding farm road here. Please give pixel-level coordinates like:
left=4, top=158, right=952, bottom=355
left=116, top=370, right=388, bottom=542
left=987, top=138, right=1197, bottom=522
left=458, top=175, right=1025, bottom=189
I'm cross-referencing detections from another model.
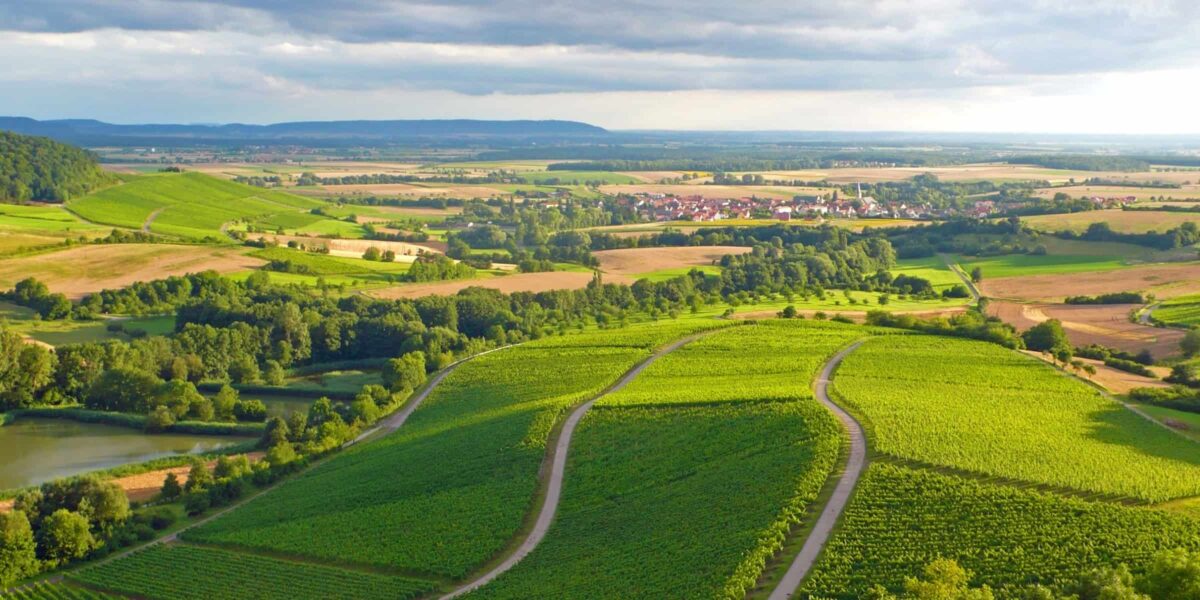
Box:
left=939, top=253, right=982, bottom=302
left=769, top=339, right=868, bottom=600
left=440, top=332, right=714, bottom=600
left=141, top=207, right=165, bottom=233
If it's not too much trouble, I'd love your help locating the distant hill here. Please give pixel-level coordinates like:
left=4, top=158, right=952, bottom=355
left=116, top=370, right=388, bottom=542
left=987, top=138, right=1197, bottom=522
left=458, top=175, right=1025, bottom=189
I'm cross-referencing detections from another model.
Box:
left=0, top=131, right=113, bottom=202
left=0, top=117, right=608, bottom=146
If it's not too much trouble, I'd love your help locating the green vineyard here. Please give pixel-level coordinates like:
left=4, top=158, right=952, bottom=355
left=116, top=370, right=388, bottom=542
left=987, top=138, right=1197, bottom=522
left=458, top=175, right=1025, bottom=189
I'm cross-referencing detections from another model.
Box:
left=833, top=334, right=1200, bottom=502
left=70, top=544, right=434, bottom=600
left=1, top=582, right=122, bottom=600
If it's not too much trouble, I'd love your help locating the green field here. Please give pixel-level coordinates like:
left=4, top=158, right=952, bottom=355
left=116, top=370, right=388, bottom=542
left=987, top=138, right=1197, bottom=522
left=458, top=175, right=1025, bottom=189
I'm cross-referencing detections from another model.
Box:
left=467, top=320, right=856, bottom=598
left=2, top=581, right=123, bottom=599
left=1153, top=294, right=1200, bottom=327
left=891, top=256, right=963, bottom=291
left=801, top=463, right=1200, bottom=597
left=71, top=544, right=435, bottom=600
left=953, top=253, right=1131, bottom=278
left=69, top=172, right=330, bottom=239
left=634, top=264, right=722, bottom=282
left=511, top=170, right=639, bottom=185
left=184, top=321, right=729, bottom=578
left=834, top=335, right=1200, bottom=502
left=0, top=203, right=107, bottom=252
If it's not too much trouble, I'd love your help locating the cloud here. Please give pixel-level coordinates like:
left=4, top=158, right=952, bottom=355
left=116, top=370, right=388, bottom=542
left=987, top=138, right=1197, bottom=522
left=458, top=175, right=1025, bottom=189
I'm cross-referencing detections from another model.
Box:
left=1, top=1, right=1199, bottom=130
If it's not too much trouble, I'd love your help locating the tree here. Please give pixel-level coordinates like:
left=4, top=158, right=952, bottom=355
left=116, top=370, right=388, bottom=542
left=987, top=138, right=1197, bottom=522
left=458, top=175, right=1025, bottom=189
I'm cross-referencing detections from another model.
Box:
left=1182, top=328, right=1200, bottom=357
left=266, top=442, right=297, bottom=466
left=382, top=351, right=427, bottom=393
left=183, top=461, right=213, bottom=493
left=0, top=510, right=37, bottom=586
left=37, top=509, right=94, bottom=565
left=778, top=305, right=798, bottom=319
left=970, top=267, right=983, bottom=283
left=212, top=384, right=238, bottom=421
left=903, top=558, right=994, bottom=600
left=160, top=473, right=182, bottom=500
left=362, top=246, right=382, bottom=261
left=145, top=405, right=176, bottom=433
left=260, top=416, right=290, bottom=449
left=1022, top=319, right=1071, bottom=356
left=228, top=355, right=261, bottom=384
left=381, top=250, right=396, bottom=262
left=85, top=367, right=161, bottom=413
left=263, top=360, right=285, bottom=386
left=1140, top=548, right=1200, bottom=600
left=1070, top=564, right=1147, bottom=600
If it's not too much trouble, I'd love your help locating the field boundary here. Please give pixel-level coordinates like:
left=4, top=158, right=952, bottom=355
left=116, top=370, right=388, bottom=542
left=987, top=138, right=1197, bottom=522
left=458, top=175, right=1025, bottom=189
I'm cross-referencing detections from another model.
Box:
left=767, top=339, right=868, bottom=600
left=439, top=330, right=721, bottom=599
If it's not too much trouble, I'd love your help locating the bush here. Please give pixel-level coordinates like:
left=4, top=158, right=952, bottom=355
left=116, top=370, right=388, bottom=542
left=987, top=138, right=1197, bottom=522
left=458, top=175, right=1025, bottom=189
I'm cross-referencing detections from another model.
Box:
left=234, top=399, right=267, bottom=422
left=183, top=492, right=210, bottom=516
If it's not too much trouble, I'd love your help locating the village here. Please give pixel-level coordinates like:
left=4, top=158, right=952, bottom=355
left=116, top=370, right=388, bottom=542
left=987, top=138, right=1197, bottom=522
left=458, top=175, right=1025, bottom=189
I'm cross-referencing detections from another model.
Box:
left=617, top=185, right=1138, bottom=223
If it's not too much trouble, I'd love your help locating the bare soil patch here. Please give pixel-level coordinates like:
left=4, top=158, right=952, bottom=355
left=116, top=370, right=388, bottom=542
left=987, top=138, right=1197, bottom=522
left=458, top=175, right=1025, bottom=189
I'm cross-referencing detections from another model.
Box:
left=980, top=263, right=1200, bottom=302
left=253, top=234, right=441, bottom=259
left=0, top=245, right=264, bottom=299
left=371, top=271, right=632, bottom=299
left=593, top=246, right=750, bottom=276
left=989, top=301, right=1184, bottom=359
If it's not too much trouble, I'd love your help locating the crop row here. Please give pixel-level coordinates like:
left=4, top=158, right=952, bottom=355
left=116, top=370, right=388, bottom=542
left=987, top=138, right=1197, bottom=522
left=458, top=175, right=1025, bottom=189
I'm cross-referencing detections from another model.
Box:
left=598, top=319, right=867, bottom=407
left=833, top=334, right=1200, bottom=502
left=467, top=321, right=855, bottom=598
left=800, top=463, right=1200, bottom=598
left=1153, top=294, right=1200, bottom=327
left=185, top=320, right=731, bottom=578
left=1, top=582, right=121, bottom=600
left=70, top=544, right=433, bottom=600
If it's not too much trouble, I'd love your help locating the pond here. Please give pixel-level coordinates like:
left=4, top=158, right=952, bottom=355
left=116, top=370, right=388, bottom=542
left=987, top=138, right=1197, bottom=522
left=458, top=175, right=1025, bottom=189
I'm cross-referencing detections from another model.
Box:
left=239, top=394, right=316, bottom=419
left=0, top=418, right=252, bottom=490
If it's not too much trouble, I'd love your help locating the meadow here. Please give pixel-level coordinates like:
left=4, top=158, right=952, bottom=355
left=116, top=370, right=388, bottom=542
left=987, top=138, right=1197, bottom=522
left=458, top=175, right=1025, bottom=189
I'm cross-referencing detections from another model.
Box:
left=834, top=335, right=1200, bottom=502
left=952, top=252, right=1132, bottom=279
left=183, top=321, right=729, bottom=578
left=0, top=203, right=107, bottom=252
left=1023, top=208, right=1200, bottom=234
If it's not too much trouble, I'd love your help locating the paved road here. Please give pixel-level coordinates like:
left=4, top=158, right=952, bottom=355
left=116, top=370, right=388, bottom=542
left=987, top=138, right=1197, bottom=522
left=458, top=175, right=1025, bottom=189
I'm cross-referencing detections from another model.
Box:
left=769, top=339, right=868, bottom=600
left=440, top=332, right=713, bottom=599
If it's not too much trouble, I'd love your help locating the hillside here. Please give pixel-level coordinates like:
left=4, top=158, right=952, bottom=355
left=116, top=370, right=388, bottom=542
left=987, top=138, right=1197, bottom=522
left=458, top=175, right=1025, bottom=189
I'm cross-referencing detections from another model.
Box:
left=0, top=130, right=113, bottom=202
left=69, top=172, right=328, bottom=240
left=0, top=117, right=608, bottom=146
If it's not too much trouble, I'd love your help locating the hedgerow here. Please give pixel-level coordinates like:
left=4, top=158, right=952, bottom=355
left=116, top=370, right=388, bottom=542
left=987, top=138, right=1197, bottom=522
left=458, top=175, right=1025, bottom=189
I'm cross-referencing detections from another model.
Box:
left=834, top=334, right=1200, bottom=502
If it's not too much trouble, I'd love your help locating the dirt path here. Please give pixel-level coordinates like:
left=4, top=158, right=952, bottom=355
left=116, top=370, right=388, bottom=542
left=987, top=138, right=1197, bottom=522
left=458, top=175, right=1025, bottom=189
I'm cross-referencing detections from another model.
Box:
left=939, top=253, right=981, bottom=302
left=440, top=332, right=715, bottom=599
left=1138, top=303, right=1160, bottom=325
left=141, top=208, right=164, bottom=233
left=769, top=339, right=868, bottom=600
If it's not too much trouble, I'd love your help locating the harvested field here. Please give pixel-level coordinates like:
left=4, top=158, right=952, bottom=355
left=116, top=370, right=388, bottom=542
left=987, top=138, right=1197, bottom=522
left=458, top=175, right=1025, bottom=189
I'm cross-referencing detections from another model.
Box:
left=980, top=263, right=1200, bottom=302
left=1023, top=209, right=1200, bottom=234
left=371, top=271, right=632, bottom=299
left=615, top=171, right=689, bottom=183
left=1034, top=185, right=1200, bottom=202
left=250, top=234, right=441, bottom=260
left=598, top=184, right=812, bottom=200
left=0, top=244, right=264, bottom=298
left=310, top=183, right=510, bottom=198
left=1021, top=351, right=1169, bottom=395
left=988, top=301, right=1184, bottom=359
left=593, top=246, right=749, bottom=277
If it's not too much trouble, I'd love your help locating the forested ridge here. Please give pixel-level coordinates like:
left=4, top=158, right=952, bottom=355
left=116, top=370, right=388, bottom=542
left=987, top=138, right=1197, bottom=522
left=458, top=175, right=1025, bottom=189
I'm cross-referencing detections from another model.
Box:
left=0, top=131, right=112, bottom=202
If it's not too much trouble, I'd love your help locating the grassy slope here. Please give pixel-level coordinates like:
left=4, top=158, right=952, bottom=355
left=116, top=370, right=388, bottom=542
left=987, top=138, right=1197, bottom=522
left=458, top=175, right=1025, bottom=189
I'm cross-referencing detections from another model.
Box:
left=70, top=172, right=330, bottom=239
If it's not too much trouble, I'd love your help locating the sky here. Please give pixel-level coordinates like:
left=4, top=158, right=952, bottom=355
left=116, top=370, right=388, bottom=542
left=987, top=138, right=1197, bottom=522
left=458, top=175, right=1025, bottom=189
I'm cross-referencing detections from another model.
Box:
left=1, top=0, right=1199, bottom=133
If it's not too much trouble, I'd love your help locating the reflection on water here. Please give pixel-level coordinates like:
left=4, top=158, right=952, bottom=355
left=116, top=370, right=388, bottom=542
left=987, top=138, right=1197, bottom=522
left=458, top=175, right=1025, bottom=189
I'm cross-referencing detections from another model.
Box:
left=243, top=395, right=316, bottom=418
left=0, top=418, right=251, bottom=490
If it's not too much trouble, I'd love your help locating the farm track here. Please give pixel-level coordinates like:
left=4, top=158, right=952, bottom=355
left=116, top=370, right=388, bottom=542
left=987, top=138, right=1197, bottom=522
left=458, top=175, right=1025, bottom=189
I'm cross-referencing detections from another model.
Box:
left=440, top=331, right=718, bottom=599
left=768, top=339, right=868, bottom=600
left=939, top=253, right=981, bottom=302
left=28, top=346, right=507, bottom=594
left=140, top=207, right=164, bottom=233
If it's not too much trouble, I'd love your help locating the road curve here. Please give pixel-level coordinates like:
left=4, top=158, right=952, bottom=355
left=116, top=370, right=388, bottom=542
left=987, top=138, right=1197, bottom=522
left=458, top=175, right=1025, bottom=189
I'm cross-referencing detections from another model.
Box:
left=769, top=339, right=868, bottom=600
left=440, top=332, right=713, bottom=599
left=141, top=207, right=165, bottom=233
